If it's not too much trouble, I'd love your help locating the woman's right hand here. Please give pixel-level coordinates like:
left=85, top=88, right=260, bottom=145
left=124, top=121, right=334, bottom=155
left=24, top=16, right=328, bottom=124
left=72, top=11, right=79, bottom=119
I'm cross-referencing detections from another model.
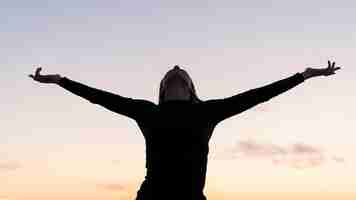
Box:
left=28, top=67, right=62, bottom=84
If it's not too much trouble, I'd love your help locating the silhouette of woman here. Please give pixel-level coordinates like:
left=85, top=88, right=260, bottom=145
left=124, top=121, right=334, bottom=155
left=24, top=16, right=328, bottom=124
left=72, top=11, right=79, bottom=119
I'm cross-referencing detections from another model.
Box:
left=29, top=61, right=340, bottom=200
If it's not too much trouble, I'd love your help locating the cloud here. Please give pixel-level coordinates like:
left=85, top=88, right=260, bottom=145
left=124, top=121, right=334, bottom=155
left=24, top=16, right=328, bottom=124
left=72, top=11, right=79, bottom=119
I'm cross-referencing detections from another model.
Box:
left=220, top=139, right=344, bottom=169
left=97, top=183, right=125, bottom=191
left=0, top=161, right=21, bottom=171
left=112, top=160, right=121, bottom=165
left=332, top=156, right=345, bottom=163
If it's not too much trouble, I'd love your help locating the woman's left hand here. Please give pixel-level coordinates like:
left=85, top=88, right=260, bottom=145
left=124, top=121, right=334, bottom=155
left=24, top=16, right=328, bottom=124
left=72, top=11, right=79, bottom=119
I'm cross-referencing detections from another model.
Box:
left=303, top=60, right=341, bottom=79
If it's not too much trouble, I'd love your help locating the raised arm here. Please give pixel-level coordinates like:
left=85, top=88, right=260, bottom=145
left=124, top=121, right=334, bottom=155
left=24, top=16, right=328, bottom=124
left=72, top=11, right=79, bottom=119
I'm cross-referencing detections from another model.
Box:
left=29, top=67, right=157, bottom=122
left=203, top=61, right=341, bottom=125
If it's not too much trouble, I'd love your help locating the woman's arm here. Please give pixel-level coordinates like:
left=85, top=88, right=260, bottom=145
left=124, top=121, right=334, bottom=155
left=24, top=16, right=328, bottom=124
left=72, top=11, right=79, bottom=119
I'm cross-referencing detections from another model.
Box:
left=203, top=61, right=341, bottom=125
left=29, top=67, right=157, bottom=122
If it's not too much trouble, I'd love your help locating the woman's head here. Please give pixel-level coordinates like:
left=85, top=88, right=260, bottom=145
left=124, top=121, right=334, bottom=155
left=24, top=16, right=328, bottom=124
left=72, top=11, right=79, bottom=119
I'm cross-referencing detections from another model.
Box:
left=159, top=65, right=201, bottom=104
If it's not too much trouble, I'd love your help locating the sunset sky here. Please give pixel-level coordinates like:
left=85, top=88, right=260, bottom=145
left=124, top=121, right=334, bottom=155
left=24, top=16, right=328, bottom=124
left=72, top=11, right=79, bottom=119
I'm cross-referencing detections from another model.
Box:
left=1, top=0, right=355, bottom=199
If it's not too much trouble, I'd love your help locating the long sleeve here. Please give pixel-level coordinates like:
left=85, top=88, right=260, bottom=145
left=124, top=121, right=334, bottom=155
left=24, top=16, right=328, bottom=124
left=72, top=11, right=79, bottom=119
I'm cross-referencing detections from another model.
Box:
left=58, top=77, right=157, bottom=122
left=203, top=72, right=305, bottom=124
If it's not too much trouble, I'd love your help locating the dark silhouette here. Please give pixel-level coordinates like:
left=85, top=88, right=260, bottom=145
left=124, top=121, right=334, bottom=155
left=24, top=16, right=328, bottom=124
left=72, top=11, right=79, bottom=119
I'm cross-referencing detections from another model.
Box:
left=29, top=61, right=341, bottom=200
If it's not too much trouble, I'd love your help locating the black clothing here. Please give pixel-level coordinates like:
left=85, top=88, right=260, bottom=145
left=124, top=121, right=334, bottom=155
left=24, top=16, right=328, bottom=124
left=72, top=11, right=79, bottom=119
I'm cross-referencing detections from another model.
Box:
left=58, top=72, right=305, bottom=200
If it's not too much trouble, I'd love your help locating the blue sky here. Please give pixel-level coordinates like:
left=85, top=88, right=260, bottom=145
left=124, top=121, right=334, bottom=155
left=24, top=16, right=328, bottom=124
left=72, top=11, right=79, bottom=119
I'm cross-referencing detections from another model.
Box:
left=1, top=0, right=355, bottom=199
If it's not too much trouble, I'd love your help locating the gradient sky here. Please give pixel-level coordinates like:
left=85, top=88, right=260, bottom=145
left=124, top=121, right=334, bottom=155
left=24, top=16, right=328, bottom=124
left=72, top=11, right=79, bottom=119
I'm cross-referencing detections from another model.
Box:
left=1, top=0, right=355, bottom=199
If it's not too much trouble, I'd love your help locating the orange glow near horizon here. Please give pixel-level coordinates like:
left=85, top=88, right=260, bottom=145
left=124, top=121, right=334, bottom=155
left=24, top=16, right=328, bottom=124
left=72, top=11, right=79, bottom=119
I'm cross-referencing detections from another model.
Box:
left=2, top=0, right=355, bottom=199
left=4, top=191, right=356, bottom=200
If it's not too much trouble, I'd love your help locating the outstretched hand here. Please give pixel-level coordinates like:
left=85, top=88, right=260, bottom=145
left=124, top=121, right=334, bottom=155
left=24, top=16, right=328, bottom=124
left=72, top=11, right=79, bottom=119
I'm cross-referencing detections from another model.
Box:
left=303, top=60, right=341, bottom=79
left=321, top=60, right=341, bottom=76
left=28, top=66, right=62, bottom=84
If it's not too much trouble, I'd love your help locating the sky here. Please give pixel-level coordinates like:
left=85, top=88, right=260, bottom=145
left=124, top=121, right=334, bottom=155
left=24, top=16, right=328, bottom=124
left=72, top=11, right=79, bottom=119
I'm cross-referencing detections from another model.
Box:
left=1, top=0, right=356, bottom=199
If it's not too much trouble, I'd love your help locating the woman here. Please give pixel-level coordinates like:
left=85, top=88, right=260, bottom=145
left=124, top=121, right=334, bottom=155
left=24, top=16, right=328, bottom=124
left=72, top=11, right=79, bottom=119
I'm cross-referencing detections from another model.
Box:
left=29, top=62, right=340, bottom=200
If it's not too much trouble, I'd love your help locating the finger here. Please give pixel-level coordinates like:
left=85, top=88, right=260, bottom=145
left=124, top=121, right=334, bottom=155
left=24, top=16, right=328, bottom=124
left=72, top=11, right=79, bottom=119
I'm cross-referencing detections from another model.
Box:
left=35, top=67, right=42, bottom=76
left=334, top=67, right=341, bottom=71
left=328, top=60, right=331, bottom=67
left=332, top=62, right=335, bottom=68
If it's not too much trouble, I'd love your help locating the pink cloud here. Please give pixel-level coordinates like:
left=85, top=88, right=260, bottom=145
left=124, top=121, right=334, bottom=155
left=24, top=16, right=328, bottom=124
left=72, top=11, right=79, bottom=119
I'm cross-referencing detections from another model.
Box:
left=221, top=139, right=344, bottom=169
left=332, top=156, right=345, bottom=163
left=0, top=161, right=21, bottom=171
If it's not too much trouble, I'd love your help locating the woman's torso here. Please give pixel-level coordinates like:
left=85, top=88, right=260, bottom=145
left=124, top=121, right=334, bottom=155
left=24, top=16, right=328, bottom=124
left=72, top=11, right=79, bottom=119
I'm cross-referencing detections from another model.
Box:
left=135, top=100, right=216, bottom=199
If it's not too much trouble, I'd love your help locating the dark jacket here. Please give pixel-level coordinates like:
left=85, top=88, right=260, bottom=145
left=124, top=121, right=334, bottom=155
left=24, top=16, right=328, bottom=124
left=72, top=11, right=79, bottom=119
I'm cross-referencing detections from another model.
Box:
left=58, top=72, right=305, bottom=200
